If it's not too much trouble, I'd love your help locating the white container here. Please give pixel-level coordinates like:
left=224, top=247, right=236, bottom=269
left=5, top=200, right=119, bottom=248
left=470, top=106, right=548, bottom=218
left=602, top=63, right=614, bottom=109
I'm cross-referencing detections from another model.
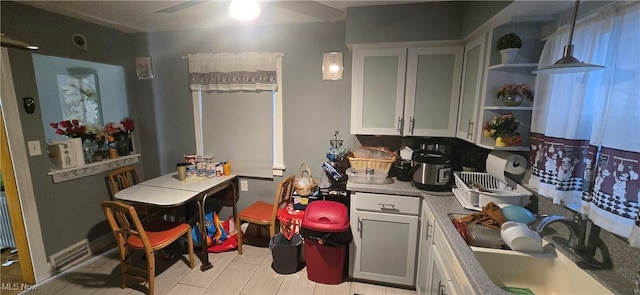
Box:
left=346, top=167, right=388, bottom=184
left=500, top=221, right=543, bottom=253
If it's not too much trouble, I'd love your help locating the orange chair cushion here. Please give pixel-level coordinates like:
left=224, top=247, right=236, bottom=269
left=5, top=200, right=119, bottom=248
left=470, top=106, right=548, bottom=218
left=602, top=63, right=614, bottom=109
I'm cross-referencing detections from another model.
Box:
left=238, top=201, right=273, bottom=223
left=127, top=220, right=190, bottom=249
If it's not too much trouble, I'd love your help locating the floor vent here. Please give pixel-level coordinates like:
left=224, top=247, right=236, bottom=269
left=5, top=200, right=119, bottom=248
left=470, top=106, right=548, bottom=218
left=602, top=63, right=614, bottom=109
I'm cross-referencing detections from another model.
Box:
left=49, top=239, right=91, bottom=273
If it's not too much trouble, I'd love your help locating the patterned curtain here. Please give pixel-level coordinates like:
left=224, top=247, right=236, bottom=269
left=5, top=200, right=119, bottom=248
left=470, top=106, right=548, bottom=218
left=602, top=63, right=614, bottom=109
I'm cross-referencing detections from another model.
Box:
left=187, top=52, right=282, bottom=92
left=530, top=3, right=640, bottom=245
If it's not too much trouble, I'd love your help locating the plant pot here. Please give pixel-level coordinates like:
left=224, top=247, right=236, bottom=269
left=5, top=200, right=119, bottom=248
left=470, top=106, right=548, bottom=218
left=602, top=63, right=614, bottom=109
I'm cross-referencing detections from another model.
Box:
left=500, top=48, right=519, bottom=64
left=500, top=91, right=524, bottom=106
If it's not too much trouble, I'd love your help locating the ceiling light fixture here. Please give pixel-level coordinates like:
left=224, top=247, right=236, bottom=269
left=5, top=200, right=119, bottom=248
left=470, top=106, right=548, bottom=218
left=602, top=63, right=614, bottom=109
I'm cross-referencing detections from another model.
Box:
left=532, top=0, right=604, bottom=74
left=229, top=0, right=260, bottom=21
left=0, top=34, right=38, bottom=50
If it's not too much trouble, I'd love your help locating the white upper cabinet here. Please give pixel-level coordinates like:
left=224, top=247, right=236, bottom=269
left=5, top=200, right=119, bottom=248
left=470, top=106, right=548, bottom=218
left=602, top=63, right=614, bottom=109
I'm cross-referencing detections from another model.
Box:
left=405, top=46, right=463, bottom=137
left=351, top=45, right=463, bottom=136
left=456, top=32, right=487, bottom=142
left=351, top=48, right=407, bottom=135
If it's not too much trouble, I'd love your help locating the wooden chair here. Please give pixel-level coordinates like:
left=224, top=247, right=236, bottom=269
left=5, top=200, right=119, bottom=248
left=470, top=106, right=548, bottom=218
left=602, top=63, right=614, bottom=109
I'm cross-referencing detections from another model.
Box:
left=107, top=166, right=152, bottom=223
left=236, top=175, right=295, bottom=255
left=100, top=200, right=195, bottom=295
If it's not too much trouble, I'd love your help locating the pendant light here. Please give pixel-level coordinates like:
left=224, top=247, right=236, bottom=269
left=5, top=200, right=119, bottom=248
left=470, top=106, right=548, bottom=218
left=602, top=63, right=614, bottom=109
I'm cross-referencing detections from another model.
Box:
left=532, top=1, right=604, bottom=74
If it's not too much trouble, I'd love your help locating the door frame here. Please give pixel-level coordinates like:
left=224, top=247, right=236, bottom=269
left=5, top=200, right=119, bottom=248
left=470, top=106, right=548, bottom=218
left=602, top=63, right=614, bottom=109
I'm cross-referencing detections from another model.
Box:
left=1, top=48, right=49, bottom=283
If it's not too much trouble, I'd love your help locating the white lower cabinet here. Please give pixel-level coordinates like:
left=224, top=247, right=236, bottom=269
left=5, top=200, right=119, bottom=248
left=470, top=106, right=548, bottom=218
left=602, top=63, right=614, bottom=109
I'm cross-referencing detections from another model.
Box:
left=416, top=199, right=436, bottom=294
left=349, top=192, right=419, bottom=286
left=418, top=198, right=473, bottom=295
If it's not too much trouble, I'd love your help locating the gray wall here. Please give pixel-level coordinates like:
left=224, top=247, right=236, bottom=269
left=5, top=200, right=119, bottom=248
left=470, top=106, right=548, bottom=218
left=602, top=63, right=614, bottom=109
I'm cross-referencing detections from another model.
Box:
left=461, top=1, right=512, bottom=38
left=1, top=1, right=139, bottom=256
left=132, top=22, right=355, bottom=211
left=344, top=1, right=510, bottom=44
left=346, top=2, right=464, bottom=44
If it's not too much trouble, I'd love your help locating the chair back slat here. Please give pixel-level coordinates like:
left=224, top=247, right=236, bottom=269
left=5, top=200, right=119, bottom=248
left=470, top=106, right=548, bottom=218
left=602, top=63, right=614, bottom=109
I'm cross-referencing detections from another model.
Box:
left=101, top=201, right=151, bottom=249
left=107, top=166, right=142, bottom=200
left=271, top=175, right=296, bottom=222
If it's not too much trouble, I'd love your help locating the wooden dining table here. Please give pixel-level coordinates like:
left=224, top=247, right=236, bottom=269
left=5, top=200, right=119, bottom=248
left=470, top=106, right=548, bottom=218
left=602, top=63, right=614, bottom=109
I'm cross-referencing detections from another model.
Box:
left=114, top=172, right=240, bottom=271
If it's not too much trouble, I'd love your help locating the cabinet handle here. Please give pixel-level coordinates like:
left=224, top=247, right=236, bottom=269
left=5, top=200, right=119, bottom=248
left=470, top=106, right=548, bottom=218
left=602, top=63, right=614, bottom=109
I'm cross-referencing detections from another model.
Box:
left=424, top=220, right=431, bottom=240
left=409, top=117, right=415, bottom=135
left=357, top=217, right=362, bottom=233
left=467, top=119, right=474, bottom=139
left=378, top=202, right=396, bottom=210
left=438, top=281, right=447, bottom=295
left=397, top=117, right=404, bottom=134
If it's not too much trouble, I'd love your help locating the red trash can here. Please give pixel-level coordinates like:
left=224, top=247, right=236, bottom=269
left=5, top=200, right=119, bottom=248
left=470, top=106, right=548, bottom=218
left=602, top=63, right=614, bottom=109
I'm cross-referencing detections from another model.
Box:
left=300, top=201, right=352, bottom=285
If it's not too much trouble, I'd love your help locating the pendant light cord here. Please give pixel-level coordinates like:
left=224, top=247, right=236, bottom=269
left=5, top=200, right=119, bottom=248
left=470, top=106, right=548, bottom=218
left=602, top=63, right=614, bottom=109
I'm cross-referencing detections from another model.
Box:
left=567, top=0, right=580, bottom=47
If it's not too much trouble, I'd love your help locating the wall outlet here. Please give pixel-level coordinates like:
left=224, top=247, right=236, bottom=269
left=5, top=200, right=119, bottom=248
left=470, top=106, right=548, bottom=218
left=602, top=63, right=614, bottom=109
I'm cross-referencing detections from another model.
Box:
left=240, top=180, right=248, bottom=191
left=28, top=140, right=41, bottom=156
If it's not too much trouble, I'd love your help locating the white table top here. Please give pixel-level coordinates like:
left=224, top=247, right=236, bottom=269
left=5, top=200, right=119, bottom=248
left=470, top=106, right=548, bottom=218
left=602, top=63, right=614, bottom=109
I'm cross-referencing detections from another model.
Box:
left=114, top=173, right=237, bottom=206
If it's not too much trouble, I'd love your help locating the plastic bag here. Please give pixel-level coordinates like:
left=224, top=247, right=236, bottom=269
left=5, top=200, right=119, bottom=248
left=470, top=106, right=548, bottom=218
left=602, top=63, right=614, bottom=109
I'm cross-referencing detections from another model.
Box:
left=293, top=163, right=317, bottom=196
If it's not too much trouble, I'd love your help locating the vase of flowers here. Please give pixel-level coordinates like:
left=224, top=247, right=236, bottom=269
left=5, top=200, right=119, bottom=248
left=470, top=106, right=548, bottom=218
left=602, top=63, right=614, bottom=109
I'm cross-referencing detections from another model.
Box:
left=105, top=119, right=135, bottom=156
left=482, top=113, right=522, bottom=147
left=497, top=84, right=534, bottom=106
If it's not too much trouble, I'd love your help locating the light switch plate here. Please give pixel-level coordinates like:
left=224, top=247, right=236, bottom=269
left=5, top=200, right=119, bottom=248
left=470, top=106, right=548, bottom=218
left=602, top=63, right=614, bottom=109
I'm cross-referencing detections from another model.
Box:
left=28, top=140, right=42, bottom=156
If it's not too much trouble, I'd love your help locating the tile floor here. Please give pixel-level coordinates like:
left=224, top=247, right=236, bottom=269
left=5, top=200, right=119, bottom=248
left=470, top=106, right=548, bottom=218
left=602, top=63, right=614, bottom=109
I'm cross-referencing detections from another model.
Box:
left=19, top=243, right=417, bottom=295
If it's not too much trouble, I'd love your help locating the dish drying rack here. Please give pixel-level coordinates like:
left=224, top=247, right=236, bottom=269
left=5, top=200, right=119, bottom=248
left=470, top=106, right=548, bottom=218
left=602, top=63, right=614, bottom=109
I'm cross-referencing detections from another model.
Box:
left=452, top=171, right=531, bottom=211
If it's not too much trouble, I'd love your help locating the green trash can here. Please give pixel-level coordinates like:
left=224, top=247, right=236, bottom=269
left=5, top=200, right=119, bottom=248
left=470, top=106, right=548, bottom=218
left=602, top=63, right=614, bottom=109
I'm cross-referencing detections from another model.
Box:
left=269, top=233, right=303, bottom=274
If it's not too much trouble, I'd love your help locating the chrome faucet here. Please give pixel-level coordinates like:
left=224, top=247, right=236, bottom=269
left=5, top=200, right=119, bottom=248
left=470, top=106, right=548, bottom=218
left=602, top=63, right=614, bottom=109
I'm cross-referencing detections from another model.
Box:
left=529, top=212, right=587, bottom=251
left=529, top=212, right=608, bottom=269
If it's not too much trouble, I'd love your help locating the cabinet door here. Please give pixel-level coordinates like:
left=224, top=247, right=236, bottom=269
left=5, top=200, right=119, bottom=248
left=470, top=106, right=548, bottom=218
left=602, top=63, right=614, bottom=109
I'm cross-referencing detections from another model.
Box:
left=405, top=46, right=463, bottom=137
left=351, top=48, right=407, bottom=135
left=350, top=210, right=418, bottom=286
left=416, top=200, right=437, bottom=295
left=429, top=247, right=457, bottom=295
left=456, top=32, right=487, bottom=142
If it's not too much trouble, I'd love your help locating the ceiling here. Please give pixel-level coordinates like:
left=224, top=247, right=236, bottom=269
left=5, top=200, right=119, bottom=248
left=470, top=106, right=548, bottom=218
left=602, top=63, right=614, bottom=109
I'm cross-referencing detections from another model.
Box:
left=16, top=1, right=429, bottom=33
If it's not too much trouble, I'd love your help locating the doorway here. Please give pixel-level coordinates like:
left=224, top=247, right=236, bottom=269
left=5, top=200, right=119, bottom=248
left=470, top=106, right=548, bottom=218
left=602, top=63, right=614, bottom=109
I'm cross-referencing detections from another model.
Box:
left=1, top=47, right=44, bottom=293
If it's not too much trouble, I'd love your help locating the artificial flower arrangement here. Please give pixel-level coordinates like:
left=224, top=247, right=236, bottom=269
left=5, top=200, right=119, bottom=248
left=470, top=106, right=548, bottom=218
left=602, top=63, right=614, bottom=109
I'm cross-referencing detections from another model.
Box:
left=50, top=119, right=134, bottom=139
left=104, top=119, right=135, bottom=135
left=482, top=113, right=522, bottom=146
left=85, top=124, right=108, bottom=141
left=49, top=120, right=86, bottom=138
left=497, top=83, right=534, bottom=101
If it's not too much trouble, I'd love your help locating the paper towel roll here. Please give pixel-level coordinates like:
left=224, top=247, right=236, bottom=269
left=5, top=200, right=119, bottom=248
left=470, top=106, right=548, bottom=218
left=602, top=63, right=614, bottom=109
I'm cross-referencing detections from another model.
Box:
left=486, top=151, right=527, bottom=183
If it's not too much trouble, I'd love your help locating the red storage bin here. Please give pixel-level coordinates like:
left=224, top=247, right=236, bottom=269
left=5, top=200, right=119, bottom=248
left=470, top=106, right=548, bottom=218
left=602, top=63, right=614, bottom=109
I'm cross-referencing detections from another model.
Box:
left=301, top=201, right=352, bottom=285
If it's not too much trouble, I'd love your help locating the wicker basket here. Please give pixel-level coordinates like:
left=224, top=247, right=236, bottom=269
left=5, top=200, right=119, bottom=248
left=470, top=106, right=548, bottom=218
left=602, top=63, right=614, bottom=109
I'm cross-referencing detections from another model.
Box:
left=348, top=155, right=396, bottom=174
left=293, top=163, right=318, bottom=196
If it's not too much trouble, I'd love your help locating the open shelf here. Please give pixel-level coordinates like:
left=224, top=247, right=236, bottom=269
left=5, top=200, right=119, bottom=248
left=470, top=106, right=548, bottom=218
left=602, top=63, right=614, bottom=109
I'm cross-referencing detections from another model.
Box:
left=488, top=63, right=538, bottom=72
left=48, top=154, right=140, bottom=183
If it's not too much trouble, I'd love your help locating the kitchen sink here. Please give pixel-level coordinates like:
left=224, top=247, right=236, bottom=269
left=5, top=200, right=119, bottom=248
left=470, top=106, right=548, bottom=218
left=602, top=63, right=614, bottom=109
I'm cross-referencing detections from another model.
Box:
left=471, top=243, right=612, bottom=294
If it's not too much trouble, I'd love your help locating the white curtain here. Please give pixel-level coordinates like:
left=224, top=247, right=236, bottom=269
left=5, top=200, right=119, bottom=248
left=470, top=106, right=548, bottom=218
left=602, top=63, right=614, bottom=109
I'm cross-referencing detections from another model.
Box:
left=187, top=52, right=281, bottom=91
left=529, top=2, right=640, bottom=245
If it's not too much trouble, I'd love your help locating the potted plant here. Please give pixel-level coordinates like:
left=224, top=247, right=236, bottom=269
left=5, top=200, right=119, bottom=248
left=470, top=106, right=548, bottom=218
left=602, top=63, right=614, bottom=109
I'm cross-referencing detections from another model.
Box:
left=496, top=33, right=522, bottom=64
left=482, top=112, right=522, bottom=147
left=496, top=83, right=534, bottom=106
left=460, top=146, right=488, bottom=172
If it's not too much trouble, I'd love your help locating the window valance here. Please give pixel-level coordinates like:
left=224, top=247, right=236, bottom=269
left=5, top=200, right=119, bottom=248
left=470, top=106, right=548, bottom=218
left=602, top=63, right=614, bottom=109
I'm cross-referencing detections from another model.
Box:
left=187, top=52, right=283, bottom=91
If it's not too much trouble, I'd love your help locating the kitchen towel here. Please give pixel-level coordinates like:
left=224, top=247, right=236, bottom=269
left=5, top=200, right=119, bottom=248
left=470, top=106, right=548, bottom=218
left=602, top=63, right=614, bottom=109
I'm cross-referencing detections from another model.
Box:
left=486, top=151, right=527, bottom=184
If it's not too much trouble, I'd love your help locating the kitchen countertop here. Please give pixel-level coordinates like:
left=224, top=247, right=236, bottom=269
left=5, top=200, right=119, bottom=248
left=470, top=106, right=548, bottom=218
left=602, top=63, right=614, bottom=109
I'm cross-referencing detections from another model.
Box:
left=347, top=178, right=618, bottom=295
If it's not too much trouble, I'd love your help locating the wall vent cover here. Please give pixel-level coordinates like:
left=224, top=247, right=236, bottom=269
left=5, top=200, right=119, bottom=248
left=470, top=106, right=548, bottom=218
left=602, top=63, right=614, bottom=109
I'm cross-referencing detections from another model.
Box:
left=49, top=239, right=91, bottom=273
